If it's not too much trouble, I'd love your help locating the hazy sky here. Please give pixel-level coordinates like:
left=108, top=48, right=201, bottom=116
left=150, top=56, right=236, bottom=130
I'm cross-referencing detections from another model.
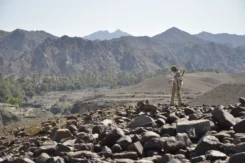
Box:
left=0, top=0, right=244, bottom=37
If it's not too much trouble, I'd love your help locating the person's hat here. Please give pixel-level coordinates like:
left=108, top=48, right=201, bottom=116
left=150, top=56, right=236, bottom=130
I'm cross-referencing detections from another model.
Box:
left=171, top=65, right=177, bottom=70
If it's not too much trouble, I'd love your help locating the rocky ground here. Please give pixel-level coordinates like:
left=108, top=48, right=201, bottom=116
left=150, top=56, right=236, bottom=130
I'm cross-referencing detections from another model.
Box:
left=0, top=97, right=245, bottom=163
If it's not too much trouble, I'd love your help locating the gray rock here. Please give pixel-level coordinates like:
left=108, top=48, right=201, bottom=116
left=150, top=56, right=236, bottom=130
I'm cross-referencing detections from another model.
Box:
left=126, top=115, right=156, bottom=129
left=7, top=158, right=35, bottom=163
left=176, top=119, right=211, bottom=140
left=160, top=124, right=176, bottom=136
left=112, top=144, right=122, bottom=153
left=239, top=97, right=245, bottom=105
left=167, top=114, right=179, bottom=124
left=36, top=153, right=50, bottom=163
left=130, top=127, right=148, bottom=135
left=46, top=157, right=65, bottom=163
left=75, top=143, right=93, bottom=151
left=100, top=128, right=125, bottom=146
left=232, top=142, right=245, bottom=153
left=116, top=136, right=132, bottom=151
left=62, top=139, right=76, bottom=146
left=98, top=146, right=112, bottom=157
left=128, top=141, right=143, bottom=156
left=113, top=151, right=138, bottom=160
left=144, top=137, right=168, bottom=151
left=205, top=150, right=227, bottom=161
left=211, top=108, right=236, bottom=129
left=112, top=159, right=134, bottom=163
left=67, top=151, right=100, bottom=160
left=141, top=131, right=160, bottom=144
left=163, top=133, right=192, bottom=153
left=230, top=106, right=245, bottom=117
left=234, top=119, right=245, bottom=133
left=184, top=107, right=195, bottom=115
left=52, top=129, right=72, bottom=142
left=135, top=160, right=154, bottom=163
left=229, top=152, right=245, bottom=163
left=92, top=125, right=105, bottom=135
left=75, top=132, right=94, bottom=143
left=34, top=141, right=57, bottom=157
left=190, top=155, right=206, bottom=163
left=195, top=135, right=222, bottom=155
left=156, top=118, right=166, bottom=127
left=68, top=124, right=78, bottom=133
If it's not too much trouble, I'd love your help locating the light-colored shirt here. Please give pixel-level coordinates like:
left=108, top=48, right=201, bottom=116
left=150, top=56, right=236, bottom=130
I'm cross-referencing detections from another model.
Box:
left=171, top=70, right=183, bottom=86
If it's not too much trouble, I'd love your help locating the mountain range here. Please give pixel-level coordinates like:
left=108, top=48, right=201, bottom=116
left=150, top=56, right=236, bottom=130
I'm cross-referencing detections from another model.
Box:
left=0, top=27, right=245, bottom=75
left=83, top=29, right=132, bottom=40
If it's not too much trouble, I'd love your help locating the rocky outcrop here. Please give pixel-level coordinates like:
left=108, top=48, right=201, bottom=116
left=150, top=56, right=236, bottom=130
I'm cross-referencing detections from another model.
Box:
left=0, top=97, right=245, bottom=162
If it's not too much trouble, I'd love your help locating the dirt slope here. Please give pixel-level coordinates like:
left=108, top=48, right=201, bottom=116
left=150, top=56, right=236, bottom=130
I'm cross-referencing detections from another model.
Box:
left=188, top=83, right=245, bottom=106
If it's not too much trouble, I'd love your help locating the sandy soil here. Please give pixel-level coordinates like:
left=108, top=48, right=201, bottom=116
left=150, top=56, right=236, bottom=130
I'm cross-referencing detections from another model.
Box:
left=188, top=83, right=245, bottom=106
left=34, top=72, right=245, bottom=107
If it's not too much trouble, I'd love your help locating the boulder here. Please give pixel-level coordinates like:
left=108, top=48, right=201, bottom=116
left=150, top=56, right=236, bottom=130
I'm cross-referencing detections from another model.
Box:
left=127, top=115, right=156, bottom=129
left=160, top=124, right=176, bottom=136
left=46, top=157, right=65, bottom=163
left=36, top=153, right=50, bottom=163
left=205, top=150, right=227, bottom=161
left=128, top=141, right=143, bottom=156
left=100, top=128, right=125, bottom=146
left=76, top=143, right=93, bottom=151
left=163, top=133, right=192, bottom=153
left=52, top=129, right=72, bottom=142
left=195, top=135, right=222, bottom=155
left=116, top=136, right=132, bottom=151
left=190, top=155, right=206, bottom=163
left=34, top=141, right=57, bottom=157
left=176, top=119, right=211, bottom=140
left=184, top=107, right=195, bottom=115
left=112, top=144, right=122, bottom=153
left=229, top=152, right=245, bottom=163
left=211, top=108, right=236, bottom=129
left=230, top=106, right=245, bottom=117
left=239, top=97, right=245, bottom=105
left=112, top=159, right=134, bottom=163
left=234, top=119, right=245, bottom=133
left=67, top=151, right=100, bottom=160
left=143, top=137, right=168, bottom=151
left=232, top=142, right=245, bottom=153
left=113, top=151, right=138, bottom=160
left=141, top=131, right=160, bottom=144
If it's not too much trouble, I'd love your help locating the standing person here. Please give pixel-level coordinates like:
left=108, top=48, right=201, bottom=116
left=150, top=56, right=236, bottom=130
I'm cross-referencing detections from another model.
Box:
left=169, top=65, right=183, bottom=106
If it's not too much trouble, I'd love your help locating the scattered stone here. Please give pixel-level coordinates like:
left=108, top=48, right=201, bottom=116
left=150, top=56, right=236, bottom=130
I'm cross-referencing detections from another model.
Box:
left=205, top=150, right=227, bottom=161
left=126, top=115, right=156, bottom=129
left=52, top=129, right=72, bottom=142
left=176, top=119, right=211, bottom=140
left=184, top=107, right=195, bottom=115
left=195, top=135, right=222, bottom=155
left=36, top=153, right=51, bottom=163
left=112, top=144, right=122, bottom=153
left=234, top=119, right=245, bottom=133
left=160, top=124, right=176, bottom=136
left=239, top=97, right=245, bottom=105
left=163, top=133, right=192, bottom=153
left=101, top=128, right=125, bottom=147
left=141, top=131, right=160, bottom=144
left=191, top=155, right=206, bottom=163
left=229, top=152, right=245, bottom=163
left=128, top=141, right=143, bottom=156
left=116, top=136, right=132, bottom=151
left=113, top=151, right=138, bottom=160
left=211, top=107, right=236, bottom=129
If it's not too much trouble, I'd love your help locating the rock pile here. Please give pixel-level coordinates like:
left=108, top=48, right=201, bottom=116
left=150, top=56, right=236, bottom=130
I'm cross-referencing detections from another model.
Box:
left=1, top=97, right=245, bottom=163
